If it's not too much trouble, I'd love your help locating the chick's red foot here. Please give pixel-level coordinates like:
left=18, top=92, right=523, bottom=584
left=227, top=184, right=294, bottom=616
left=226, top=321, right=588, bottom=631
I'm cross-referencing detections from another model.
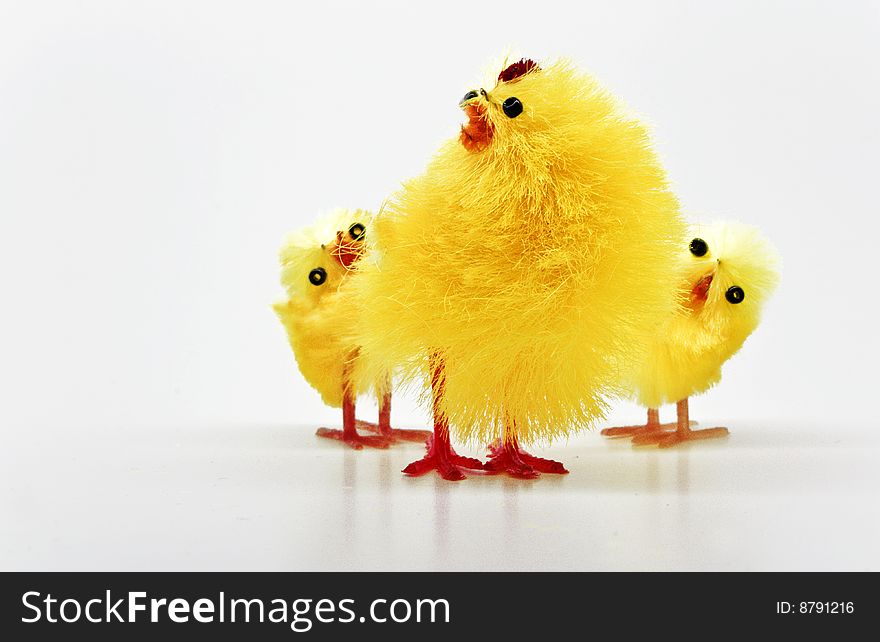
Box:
left=484, top=440, right=569, bottom=479
left=386, top=429, right=433, bottom=443
left=355, top=420, right=432, bottom=444
left=632, top=427, right=729, bottom=448
left=319, top=378, right=392, bottom=449
left=403, top=434, right=484, bottom=482
left=315, top=427, right=390, bottom=450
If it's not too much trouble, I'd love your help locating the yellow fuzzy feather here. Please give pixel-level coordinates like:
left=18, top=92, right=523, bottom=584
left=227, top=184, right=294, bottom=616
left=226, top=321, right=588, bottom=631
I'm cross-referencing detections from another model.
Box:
left=631, top=221, right=781, bottom=407
left=273, top=208, right=378, bottom=408
left=344, top=57, right=687, bottom=445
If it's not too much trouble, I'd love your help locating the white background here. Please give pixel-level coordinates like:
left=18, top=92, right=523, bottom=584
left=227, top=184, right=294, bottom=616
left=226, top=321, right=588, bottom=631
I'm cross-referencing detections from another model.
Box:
left=1, top=1, right=878, bottom=571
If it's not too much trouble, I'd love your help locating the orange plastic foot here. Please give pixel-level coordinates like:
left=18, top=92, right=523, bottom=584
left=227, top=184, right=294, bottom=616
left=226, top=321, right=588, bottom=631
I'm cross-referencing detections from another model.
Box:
left=601, top=422, right=675, bottom=438
left=356, top=420, right=432, bottom=444
left=403, top=434, right=484, bottom=481
left=484, top=440, right=569, bottom=479
left=633, top=427, right=729, bottom=448
left=315, top=428, right=390, bottom=450
left=602, top=420, right=698, bottom=439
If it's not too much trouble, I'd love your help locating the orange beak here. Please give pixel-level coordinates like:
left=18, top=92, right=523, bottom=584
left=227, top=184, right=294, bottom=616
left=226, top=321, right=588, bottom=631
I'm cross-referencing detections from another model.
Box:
left=460, top=102, right=494, bottom=152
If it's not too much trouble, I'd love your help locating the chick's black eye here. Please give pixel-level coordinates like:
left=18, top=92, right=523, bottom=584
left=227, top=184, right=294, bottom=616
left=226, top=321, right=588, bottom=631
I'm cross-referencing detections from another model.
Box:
left=308, top=267, right=327, bottom=286
left=462, top=90, right=478, bottom=103
left=348, top=223, right=365, bottom=241
left=725, top=286, right=745, bottom=304
left=689, top=238, right=708, bottom=257
left=502, top=96, right=523, bottom=118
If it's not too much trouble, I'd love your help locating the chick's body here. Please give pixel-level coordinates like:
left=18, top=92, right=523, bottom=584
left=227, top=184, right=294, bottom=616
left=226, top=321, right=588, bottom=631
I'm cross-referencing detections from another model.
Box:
left=631, top=221, right=780, bottom=408
left=275, top=292, right=349, bottom=407
left=348, top=58, right=686, bottom=468
left=604, top=221, right=780, bottom=447
left=274, top=209, right=368, bottom=408
left=274, top=209, right=433, bottom=449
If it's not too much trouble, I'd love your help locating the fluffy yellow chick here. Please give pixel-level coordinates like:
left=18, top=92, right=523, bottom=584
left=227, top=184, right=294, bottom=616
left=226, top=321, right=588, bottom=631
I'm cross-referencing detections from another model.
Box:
left=602, top=221, right=780, bottom=447
left=273, top=208, right=429, bottom=449
left=344, top=57, right=686, bottom=479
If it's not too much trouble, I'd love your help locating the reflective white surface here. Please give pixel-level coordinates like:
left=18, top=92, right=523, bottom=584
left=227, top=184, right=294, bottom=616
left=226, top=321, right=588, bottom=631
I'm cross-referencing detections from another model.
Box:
left=3, top=421, right=878, bottom=571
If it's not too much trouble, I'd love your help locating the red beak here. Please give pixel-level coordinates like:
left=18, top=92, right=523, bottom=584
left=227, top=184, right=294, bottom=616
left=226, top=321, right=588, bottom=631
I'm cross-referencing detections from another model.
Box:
left=329, top=230, right=365, bottom=269
left=691, top=272, right=714, bottom=303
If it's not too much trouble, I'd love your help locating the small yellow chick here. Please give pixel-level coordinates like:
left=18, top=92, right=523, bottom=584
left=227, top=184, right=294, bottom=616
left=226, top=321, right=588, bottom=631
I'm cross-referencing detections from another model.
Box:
left=273, top=208, right=429, bottom=449
left=345, top=57, right=686, bottom=479
left=602, top=221, right=780, bottom=447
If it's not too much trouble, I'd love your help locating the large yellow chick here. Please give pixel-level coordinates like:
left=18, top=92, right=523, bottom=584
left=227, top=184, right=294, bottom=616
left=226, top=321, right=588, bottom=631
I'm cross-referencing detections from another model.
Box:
left=345, top=57, right=686, bottom=479
left=273, top=208, right=429, bottom=449
left=602, top=221, right=780, bottom=447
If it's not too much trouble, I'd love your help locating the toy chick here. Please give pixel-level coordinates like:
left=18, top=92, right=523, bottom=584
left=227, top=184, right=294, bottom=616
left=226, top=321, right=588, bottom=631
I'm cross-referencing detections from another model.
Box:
left=344, top=57, right=686, bottom=479
left=602, top=221, right=780, bottom=447
left=273, top=209, right=430, bottom=449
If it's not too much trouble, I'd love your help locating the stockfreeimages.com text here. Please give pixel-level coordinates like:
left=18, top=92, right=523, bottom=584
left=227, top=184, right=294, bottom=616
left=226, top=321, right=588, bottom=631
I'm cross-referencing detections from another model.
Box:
left=21, top=591, right=450, bottom=632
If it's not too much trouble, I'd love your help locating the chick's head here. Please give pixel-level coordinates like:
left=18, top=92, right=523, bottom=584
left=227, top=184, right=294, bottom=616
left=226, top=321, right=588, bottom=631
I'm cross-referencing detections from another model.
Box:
left=682, top=221, right=780, bottom=343
left=447, top=56, right=683, bottom=249
left=279, top=208, right=371, bottom=306
left=457, top=57, right=638, bottom=189
left=458, top=58, right=568, bottom=156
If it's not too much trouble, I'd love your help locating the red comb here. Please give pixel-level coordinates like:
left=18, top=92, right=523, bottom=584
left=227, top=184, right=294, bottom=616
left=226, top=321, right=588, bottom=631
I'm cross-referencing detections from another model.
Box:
left=498, top=58, right=539, bottom=83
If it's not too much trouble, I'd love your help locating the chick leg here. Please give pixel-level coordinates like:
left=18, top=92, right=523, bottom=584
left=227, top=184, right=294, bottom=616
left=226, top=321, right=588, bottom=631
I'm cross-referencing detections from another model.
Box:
left=484, top=419, right=569, bottom=479
left=632, top=398, right=728, bottom=447
left=401, top=355, right=484, bottom=481
left=316, top=360, right=390, bottom=449
left=356, top=389, right=432, bottom=444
